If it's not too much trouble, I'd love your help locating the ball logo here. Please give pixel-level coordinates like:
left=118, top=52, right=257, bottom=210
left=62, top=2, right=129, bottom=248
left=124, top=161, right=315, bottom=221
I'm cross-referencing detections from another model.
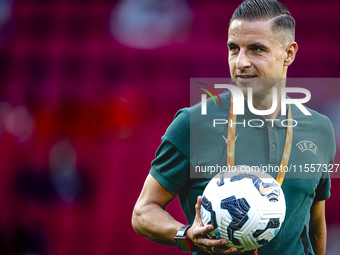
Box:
left=259, top=183, right=276, bottom=196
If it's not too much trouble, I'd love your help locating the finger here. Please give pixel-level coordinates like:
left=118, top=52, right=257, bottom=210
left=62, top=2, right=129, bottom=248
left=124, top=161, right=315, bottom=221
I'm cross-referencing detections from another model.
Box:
left=195, top=196, right=203, bottom=220
left=217, top=247, right=239, bottom=254
left=196, top=237, right=228, bottom=247
left=201, top=244, right=238, bottom=255
left=186, top=223, right=213, bottom=241
left=192, top=223, right=213, bottom=236
left=193, top=196, right=204, bottom=228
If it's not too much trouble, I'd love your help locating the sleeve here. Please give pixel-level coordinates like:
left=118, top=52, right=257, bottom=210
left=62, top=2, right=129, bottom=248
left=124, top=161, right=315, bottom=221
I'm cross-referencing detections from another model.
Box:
left=314, top=118, right=336, bottom=201
left=314, top=173, right=331, bottom=201
left=149, top=108, right=191, bottom=193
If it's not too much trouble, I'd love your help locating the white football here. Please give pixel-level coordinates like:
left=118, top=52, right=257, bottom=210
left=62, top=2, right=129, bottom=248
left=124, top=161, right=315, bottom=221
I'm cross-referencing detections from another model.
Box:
left=201, top=166, right=286, bottom=251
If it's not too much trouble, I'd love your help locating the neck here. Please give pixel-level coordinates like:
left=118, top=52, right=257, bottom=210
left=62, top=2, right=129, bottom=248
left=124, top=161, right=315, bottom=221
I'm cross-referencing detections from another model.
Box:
left=249, top=82, right=286, bottom=120
left=252, top=95, right=281, bottom=120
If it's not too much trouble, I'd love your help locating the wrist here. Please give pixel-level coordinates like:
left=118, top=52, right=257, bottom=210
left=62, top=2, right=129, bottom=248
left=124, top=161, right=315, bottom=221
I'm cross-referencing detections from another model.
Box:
left=174, top=225, right=197, bottom=252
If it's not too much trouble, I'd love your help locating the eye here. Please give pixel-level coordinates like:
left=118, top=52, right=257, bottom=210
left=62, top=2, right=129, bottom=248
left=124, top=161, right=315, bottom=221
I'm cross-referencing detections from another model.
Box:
left=229, top=46, right=239, bottom=53
left=251, top=47, right=264, bottom=52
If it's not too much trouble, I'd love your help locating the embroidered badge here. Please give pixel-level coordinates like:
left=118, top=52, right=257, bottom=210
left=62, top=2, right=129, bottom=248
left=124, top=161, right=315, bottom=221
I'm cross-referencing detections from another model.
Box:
left=296, top=141, right=318, bottom=155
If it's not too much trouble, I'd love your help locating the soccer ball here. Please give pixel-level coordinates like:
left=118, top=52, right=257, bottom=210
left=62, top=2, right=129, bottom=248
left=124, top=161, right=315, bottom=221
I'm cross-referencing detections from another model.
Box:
left=201, top=166, right=286, bottom=251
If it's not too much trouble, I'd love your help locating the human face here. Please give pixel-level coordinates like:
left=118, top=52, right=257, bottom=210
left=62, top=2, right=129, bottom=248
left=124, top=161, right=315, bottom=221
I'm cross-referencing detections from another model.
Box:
left=228, top=19, right=289, bottom=98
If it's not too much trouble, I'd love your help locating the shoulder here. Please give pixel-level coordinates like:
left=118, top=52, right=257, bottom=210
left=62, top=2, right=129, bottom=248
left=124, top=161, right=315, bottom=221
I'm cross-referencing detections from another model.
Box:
left=165, top=108, right=190, bottom=137
left=292, top=104, right=336, bottom=158
left=164, top=107, right=190, bottom=134
left=293, top=104, right=334, bottom=135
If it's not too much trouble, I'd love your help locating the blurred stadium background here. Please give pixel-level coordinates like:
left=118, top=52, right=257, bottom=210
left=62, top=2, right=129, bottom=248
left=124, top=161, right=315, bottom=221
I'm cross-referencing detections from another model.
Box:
left=0, top=0, right=339, bottom=254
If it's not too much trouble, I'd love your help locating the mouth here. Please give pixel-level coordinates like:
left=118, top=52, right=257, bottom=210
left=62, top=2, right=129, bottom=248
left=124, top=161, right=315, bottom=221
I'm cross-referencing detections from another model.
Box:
left=236, top=75, right=257, bottom=80
left=235, top=75, right=258, bottom=84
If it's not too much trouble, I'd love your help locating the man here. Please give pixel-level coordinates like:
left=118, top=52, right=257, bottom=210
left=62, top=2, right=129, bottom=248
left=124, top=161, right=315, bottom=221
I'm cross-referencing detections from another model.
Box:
left=132, top=0, right=336, bottom=254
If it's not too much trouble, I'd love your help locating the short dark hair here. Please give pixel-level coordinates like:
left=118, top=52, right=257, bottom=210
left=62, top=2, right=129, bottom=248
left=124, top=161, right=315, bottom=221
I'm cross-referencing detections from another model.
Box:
left=230, top=0, right=295, bottom=41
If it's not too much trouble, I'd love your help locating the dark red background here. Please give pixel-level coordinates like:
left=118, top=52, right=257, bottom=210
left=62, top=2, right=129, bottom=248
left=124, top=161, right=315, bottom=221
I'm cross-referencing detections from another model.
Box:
left=0, top=0, right=339, bottom=255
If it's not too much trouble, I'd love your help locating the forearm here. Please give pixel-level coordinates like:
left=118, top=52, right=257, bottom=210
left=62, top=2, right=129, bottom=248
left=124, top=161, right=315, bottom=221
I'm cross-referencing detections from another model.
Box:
left=132, top=192, right=239, bottom=254
left=309, top=200, right=327, bottom=255
left=309, top=219, right=327, bottom=255
left=132, top=201, right=184, bottom=246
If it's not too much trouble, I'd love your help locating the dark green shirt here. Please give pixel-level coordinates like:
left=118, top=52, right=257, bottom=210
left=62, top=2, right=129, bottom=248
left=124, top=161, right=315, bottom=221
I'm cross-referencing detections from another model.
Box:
left=150, top=91, right=335, bottom=255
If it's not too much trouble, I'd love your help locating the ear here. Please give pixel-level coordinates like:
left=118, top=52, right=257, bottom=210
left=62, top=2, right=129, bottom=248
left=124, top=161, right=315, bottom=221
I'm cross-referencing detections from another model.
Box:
left=284, top=42, right=298, bottom=67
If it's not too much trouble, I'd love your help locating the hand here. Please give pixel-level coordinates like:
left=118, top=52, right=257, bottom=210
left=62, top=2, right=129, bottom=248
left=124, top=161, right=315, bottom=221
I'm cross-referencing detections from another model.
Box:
left=186, top=196, right=243, bottom=254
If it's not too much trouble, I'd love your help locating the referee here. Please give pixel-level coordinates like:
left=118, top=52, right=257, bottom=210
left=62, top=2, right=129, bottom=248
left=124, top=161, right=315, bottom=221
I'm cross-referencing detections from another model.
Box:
left=132, top=1, right=336, bottom=254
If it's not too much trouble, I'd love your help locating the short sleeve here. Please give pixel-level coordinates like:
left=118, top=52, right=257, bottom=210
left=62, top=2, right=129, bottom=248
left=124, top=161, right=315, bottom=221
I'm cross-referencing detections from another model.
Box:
left=314, top=118, right=336, bottom=201
left=314, top=174, right=331, bottom=201
left=149, top=109, right=191, bottom=193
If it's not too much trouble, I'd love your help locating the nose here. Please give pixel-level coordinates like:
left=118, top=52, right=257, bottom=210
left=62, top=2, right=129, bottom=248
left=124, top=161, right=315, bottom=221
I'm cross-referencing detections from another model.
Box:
left=235, top=49, right=251, bottom=70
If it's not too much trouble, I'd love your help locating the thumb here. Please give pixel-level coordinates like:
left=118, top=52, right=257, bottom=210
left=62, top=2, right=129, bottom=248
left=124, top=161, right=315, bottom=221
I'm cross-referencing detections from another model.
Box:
left=194, top=196, right=204, bottom=226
